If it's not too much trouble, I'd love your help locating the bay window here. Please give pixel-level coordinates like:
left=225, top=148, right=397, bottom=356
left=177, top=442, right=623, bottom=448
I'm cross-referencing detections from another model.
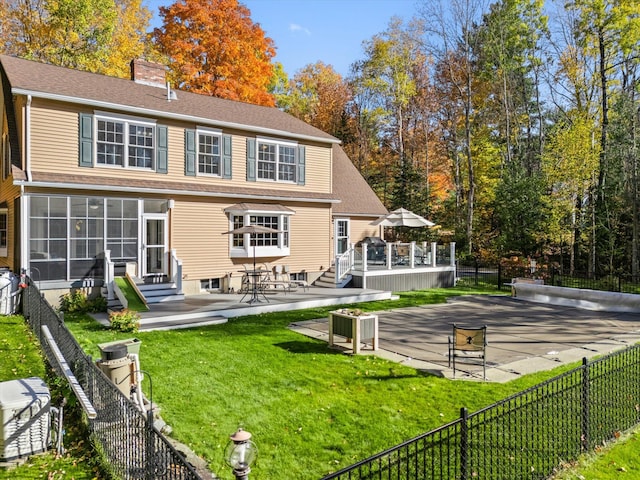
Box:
left=225, top=204, right=294, bottom=258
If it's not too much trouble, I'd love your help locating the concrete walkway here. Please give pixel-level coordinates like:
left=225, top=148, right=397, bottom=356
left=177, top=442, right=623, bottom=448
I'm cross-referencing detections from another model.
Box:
left=290, top=295, right=640, bottom=382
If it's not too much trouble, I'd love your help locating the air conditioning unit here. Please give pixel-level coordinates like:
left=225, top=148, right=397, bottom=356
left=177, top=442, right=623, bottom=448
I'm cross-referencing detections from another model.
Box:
left=0, top=377, right=50, bottom=462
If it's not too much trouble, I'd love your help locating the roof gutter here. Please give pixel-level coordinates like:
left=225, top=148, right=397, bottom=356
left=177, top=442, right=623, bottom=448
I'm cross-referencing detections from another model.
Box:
left=13, top=179, right=341, bottom=204
left=11, top=88, right=342, bottom=146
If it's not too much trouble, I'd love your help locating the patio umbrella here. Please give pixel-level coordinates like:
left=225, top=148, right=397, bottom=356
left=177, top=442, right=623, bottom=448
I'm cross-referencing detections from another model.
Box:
left=371, top=208, right=435, bottom=228
left=221, top=225, right=280, bottom=271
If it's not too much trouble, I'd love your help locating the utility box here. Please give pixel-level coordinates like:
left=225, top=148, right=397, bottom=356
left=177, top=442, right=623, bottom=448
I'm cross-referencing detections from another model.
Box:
left=96, top=343, right=135, bottom=397
left=98, top=338, right=142, bottom=358
left=0, top=377, right=50, bottom=462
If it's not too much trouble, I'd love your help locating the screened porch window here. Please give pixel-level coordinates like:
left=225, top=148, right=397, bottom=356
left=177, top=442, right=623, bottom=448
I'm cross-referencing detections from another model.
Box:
left=28, top=195, right=140, bottom=281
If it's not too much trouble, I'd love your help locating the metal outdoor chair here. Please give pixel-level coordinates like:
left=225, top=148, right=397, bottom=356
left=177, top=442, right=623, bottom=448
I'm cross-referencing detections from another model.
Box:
left=448, top=324, right=487, bottom=380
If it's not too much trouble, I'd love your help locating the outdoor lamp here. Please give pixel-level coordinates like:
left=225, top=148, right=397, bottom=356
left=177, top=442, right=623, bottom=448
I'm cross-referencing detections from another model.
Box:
left=224, top=428, right=257, bottom=480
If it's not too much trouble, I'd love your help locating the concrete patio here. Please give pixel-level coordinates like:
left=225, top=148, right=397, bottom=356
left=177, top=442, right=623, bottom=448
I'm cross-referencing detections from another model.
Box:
left=98, top=286, right=394, bottom=331
left=290, top=295, right=640, bottom=382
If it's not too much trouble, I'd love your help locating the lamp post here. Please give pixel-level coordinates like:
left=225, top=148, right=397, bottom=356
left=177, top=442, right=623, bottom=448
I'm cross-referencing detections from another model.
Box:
left=224, top=428, right=257, bottom=480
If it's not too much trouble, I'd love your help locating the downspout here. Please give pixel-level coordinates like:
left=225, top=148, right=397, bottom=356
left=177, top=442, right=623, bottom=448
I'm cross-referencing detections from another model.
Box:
left=20, top=95, right=32, bottom=273
left=25, top=95, right=31, bottom=181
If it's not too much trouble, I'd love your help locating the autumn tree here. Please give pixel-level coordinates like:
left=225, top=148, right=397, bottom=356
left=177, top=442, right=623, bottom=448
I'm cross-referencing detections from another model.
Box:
left=419, top=0, right=487, bottom=256
left=0, top=0, right=150, bottom=76
left=153, top=0, right=276, bottom=107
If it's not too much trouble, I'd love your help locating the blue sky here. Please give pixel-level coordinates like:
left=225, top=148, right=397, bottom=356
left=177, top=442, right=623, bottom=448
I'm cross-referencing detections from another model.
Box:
left=144, top=0, right=418, bottom=77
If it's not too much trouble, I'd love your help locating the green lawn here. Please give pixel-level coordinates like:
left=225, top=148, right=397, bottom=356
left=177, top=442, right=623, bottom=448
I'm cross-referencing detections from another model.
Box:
left=0, top=315, right=105, bottom=480
left=551, top=426, right=640, bottom=479
left=4, top=286, right=628, bottom=480
left=65, top=287, right=578, bottom=479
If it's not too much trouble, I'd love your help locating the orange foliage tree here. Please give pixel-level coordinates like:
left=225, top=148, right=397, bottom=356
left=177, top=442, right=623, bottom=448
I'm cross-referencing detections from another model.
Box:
left=153, top=0, right=276, bottom=107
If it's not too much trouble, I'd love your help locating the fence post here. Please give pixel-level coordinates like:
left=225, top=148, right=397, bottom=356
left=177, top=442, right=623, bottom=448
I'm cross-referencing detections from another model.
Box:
left=498, top=264, right=502, bottom=290
left=581, top=357, right=589, bottom=451
left=146, top=409, right=155, bottom=480
left=460, top=407, right=469, bottom=480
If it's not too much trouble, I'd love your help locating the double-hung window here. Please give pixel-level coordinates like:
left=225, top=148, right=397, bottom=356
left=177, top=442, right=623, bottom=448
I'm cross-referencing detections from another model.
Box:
left=96, top=115, right=155, bottom=169
left=257, top=139, right=298, bottom=182
left=198, top=128, right=222, bottom=175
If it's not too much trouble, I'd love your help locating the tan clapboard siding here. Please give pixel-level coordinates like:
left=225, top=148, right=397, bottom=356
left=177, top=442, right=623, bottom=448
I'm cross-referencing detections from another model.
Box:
left=170, top=198, right=228, bottom=279
left=30, top=104, right=78, bottom=173
left=28, top=100, right=334, bottom=195
left=288, top=205, right=332, bottom=270
left=172, top=135, right=332, bottom=194
left=171, top=198, right=332, bottom=279
left=348, top=218, right=381, bottom=245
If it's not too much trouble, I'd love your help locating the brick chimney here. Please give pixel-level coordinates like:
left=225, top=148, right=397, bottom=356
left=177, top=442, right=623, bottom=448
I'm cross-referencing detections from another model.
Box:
left=130, top=59, right=167, bottom=88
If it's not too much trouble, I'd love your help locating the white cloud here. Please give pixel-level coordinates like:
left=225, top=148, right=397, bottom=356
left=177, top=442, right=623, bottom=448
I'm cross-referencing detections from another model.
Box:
left=289, top=23, right=311, bottom=35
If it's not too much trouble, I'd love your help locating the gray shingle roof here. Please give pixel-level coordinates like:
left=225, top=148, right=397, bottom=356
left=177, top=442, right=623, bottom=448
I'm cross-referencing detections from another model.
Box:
left=332, top=144, right=387, bottom=216
left=0, top=55, right=338, bottom=143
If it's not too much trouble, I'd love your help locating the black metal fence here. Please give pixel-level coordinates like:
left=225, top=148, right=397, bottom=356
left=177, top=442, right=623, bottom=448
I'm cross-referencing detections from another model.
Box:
left=456, top=263, right=640, bottom=294
left=320, top=346, right=640, bottom=479
left=21, top=280, right=202, bottom=480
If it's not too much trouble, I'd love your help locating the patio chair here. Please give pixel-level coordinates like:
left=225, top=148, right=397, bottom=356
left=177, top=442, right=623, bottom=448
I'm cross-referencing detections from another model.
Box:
left=283, top=265, right=309, bottom=291
left=448, top=324, right=487, bottom=380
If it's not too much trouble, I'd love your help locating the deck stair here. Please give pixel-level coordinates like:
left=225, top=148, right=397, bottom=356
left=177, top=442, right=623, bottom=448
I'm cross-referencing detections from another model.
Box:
left=103, top=275, right=184, bottom=309
left=313, top=267, right=352, bottom=289
left=132, top=275, right=185, bottom=304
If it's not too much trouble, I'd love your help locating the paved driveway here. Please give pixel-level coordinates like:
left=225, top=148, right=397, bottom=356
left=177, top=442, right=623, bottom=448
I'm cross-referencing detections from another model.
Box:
left=291, top=295, right=640, bottom=382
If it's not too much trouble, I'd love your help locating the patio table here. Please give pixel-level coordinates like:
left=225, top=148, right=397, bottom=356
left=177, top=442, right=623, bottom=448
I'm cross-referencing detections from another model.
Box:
left=239, top=269, right=270, bottom=304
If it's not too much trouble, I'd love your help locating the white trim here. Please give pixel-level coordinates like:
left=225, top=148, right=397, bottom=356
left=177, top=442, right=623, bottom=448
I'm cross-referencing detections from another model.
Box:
left=195, top=128, right=223, bottom=177
left=94, top=110, right=157, bottom=125
left=256, top=135, right=298, bottom=146
left=11, top=88, right=341, bottom=145
left=94, top=115, right=155, bottom=170
left=334, top=218, right=350, bottom=256
left=13, top=179, right=341, bottom=203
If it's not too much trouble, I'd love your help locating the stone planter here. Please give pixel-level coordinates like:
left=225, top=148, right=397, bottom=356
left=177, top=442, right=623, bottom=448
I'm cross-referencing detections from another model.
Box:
left=328, top=310, right=378, bottom=354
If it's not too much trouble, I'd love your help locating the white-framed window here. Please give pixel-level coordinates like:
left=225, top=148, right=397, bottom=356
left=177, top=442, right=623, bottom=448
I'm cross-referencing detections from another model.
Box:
left=0, top=209, right=7, bottom=256
left=198, top=128, right=222, bottom=176
left=96, top=115, right=155, bottom=169
left=226, top=205, right=294, bottom=258
left=257, top=138, right=298, bottom=182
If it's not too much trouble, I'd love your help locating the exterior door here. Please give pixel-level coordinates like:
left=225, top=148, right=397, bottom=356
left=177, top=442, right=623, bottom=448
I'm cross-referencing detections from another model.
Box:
left=335, top=219, right=350, bottom=255
left=142, top=215, right=167, bottom=277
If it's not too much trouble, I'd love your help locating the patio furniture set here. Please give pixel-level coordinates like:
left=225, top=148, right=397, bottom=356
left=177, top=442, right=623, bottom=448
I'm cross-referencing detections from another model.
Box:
left=239, top=264, right=309, bottom=304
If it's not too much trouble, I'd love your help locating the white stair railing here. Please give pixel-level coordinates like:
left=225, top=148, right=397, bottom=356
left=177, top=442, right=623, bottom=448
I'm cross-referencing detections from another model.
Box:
left=170, top=249, right=183, bottom=294
left=334, top=244, right=355, bottom=283
left=103, top=249, right=115, bottom=300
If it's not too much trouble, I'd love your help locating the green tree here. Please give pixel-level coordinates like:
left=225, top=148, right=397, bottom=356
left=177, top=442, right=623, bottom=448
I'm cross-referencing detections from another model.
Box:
left=0, top=0, right=150, bottom=76
left=278, top=61, right=351, bottom=139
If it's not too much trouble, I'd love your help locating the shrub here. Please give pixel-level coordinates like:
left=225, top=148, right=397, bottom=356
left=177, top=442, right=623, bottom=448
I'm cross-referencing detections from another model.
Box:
left=109, top=309, right=140, bottom=333
left=59, top=290, right=89, bottom=313
left=60, top=290, right=108, bottom=314
left=87, top=295, right=108, bottom=313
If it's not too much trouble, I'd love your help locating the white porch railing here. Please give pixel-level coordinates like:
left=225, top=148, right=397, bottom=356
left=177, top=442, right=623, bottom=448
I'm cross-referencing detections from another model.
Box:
left=170, top=249, right=183, bottom=294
